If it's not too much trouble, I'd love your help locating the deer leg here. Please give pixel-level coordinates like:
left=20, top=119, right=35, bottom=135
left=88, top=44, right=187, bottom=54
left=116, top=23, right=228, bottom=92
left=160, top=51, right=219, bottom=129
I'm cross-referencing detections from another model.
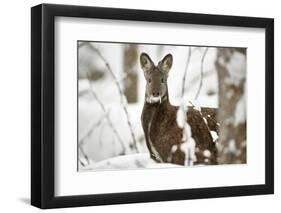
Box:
left=144, top=135, right=159, bottom=161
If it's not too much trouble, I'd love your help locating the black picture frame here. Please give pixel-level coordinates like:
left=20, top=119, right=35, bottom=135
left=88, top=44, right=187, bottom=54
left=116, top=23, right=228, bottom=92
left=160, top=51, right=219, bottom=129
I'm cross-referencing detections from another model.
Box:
left=31, top=3, right=274, bottom=209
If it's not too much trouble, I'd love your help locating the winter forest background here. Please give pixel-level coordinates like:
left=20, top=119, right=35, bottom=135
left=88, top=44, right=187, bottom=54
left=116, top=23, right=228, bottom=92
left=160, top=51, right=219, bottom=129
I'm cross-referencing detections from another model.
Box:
left=78, top=41, right=247, bottom=171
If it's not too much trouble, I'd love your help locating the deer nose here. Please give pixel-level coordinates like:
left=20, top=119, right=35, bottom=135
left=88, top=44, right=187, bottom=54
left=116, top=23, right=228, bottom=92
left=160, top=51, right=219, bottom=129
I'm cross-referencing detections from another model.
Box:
left=152, top=92, right=160, bottom=97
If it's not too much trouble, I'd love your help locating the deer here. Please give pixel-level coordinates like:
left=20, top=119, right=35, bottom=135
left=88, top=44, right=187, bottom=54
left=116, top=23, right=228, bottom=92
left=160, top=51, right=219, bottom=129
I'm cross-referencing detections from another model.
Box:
left=140, top=52, right=219, bottom=166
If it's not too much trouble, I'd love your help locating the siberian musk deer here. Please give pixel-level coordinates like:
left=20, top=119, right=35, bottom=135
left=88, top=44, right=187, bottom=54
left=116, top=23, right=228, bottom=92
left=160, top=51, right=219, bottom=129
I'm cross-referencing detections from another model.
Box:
left=140, top=53, right=219, bottom=165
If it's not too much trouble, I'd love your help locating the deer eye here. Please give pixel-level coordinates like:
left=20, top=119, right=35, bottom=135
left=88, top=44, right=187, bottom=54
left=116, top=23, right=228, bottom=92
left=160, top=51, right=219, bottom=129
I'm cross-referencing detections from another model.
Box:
left=161, top=78, right=164, bottom=83
left=148, top=79, right=152, bottom=83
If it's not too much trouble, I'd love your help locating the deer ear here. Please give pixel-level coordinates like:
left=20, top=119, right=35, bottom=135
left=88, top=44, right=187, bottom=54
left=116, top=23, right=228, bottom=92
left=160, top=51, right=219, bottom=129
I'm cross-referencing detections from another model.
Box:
left=140, top=53, right=154, bottom=73
left=158, top=54, right=173, bottom=74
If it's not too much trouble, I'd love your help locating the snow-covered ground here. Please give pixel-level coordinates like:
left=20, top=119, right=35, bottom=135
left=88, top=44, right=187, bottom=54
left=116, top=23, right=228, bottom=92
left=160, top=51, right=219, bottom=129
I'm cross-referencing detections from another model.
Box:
left=79, top=153, right=182, bottom=171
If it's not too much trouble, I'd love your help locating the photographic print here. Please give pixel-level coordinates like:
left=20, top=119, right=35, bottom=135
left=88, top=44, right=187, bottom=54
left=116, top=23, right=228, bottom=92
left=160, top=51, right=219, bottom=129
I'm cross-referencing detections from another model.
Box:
left=78, top=41, right=246, bottom=171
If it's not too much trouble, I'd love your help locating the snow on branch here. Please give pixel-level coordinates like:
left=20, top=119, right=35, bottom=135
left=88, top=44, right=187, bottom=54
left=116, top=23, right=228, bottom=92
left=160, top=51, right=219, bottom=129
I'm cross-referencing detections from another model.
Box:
left=176, top=104, right=196, bottom=166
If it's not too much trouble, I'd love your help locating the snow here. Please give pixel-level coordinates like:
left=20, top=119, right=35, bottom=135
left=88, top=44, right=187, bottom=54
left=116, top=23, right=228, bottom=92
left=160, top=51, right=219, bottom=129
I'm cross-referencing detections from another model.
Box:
left=171, top=145, right=178, bottom=153
left=191, top=99, right=202, bottom=112
left=234, top=92, right=246, bottom=126
left=203, top=117, right=208, bottom=125
left=228, top=139, right=237, bottom=154
left=180, top=139, right=197, bottom=166
left=79, top=153, right=181, bottom=171
left=176, top=102, right=187, bottom=129
left=176, top=102, right=197, bottom=166
left=210, top=131, right=219, bottom=142
left=226, top=52, right=246, bottom=86
left=203, top=149, right=211, bottom=158
left=79, top=99, right=147, bottom=162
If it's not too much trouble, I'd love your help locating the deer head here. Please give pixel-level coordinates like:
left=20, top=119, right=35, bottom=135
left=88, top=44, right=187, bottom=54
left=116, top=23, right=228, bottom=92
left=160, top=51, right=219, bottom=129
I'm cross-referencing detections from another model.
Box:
left=140, top=53, right=173, bottom=104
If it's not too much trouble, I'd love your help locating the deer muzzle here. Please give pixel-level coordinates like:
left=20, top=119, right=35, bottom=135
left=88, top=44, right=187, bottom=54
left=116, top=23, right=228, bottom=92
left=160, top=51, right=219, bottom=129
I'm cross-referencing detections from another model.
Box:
left=146, top=95, right=163, bottom=104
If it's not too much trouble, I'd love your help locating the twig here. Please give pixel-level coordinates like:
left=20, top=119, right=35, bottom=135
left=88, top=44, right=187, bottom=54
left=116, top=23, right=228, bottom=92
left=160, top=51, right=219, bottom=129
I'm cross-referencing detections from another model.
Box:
left=181, top=69, right=214, bottom=96
left=194, top=48, right=208, bottom=100
left=79, top=145, right=90, bottom=166
left=86, top=44, right=139, bottom=153
left=88, top=81, right=127, bottom=154
left=79, top=114, right=106, bottom=143
left=98, top=122, right=106, bottom=147
left=181, top=47, right=192, bottom=98
left=78, top=113, right=107, bottom=167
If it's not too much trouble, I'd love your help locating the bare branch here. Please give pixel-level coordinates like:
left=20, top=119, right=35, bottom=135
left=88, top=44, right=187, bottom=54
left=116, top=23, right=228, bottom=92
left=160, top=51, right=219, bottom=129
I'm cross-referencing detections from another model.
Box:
left=181, top=69, right=214, bottom=95
left=86, top=43, right=139, bottom=153
left=78, top=106, right=109, bottom=167
left=88, top=81, right=127, bottom=154
left=78, top=145, right=90, bottom=166
left=194, top=48, right=208, bottom=100
left=181, top=47, right=192, bottom=98
left=98, top=122, right=106, bottom=147
left=79, top=113, right=106, bottom=143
